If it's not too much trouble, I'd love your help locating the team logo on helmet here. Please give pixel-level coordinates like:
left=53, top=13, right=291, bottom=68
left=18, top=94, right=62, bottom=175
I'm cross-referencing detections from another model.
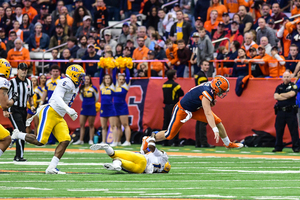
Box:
left=66, top=64, right=85, bottom=87
left=211, top=75, right=230, bottom=99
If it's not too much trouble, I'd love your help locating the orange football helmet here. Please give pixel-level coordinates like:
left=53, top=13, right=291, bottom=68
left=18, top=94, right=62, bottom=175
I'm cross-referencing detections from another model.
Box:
left=211, top=75, right=230, bottom=98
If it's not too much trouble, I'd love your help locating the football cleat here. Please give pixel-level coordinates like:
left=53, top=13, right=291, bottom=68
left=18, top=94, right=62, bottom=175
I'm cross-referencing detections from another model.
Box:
left=90, top=143, right=110, bottom=150
left=225, top=142, right=243, bottom=149
left=45, top=167, right=66, bottom=174
left=9, top=129, right=21, bottom=148
left=103, top=163, right=121, bottom=171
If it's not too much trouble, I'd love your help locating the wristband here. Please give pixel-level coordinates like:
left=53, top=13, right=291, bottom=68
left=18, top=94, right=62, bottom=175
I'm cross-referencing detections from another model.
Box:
left=146, top=147, right=151, bottom=152
left=212, top=127, right=219, bottom=133
left=3, top=108, right=8, bottom=111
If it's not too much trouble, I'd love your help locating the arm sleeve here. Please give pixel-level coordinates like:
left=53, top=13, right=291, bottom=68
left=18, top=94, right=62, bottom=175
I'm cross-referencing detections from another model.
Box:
left=125, top=67, right=130, bottom=84
left=277, top=26, right=284, bottom=38
left=275, top=54, right=285, bottom=65
left=99, top=68, right=104, bottom=85
left=112, top=67, right=117, bottom=86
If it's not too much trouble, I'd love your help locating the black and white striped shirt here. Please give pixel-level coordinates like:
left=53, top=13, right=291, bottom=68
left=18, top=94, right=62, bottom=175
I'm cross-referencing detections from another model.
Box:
left=8, top=76, right=34, bottom=108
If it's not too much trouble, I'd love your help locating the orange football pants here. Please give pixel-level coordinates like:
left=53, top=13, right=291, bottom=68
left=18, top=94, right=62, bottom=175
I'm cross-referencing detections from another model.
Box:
left=164, top=102, right=221, bottom=140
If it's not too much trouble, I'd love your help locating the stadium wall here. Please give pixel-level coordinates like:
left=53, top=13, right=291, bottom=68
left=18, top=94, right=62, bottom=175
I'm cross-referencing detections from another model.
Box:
left=0, top=78, right=294, bottom=145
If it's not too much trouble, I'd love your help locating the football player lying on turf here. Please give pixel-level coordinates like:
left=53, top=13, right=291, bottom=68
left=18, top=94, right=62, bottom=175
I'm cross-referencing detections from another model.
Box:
left=90, top=136, right=171, bottom=174
left=153, top=75, right=243, bottom=149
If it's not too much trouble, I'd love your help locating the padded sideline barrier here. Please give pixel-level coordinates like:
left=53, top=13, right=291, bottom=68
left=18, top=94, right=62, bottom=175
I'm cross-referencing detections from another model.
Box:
left=0, top=78, right=294, bottom=146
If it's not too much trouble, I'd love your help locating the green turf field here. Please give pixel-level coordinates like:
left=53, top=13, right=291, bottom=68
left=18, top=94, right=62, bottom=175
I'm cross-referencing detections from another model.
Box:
left=0, top=144, right=300, bottom=199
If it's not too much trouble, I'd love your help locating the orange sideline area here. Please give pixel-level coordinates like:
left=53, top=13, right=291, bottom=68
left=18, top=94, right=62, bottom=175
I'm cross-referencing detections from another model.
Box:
left=0, top=77, right=295, bottom=146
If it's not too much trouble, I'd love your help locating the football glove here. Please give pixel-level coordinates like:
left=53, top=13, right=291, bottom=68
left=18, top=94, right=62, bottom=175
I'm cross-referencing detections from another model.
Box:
left=66, top=107, right=78, bottom=121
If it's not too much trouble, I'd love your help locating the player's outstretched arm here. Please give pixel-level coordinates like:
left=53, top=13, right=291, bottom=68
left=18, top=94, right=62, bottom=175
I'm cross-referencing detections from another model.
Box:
left=202, top=96, right=220, bottom=143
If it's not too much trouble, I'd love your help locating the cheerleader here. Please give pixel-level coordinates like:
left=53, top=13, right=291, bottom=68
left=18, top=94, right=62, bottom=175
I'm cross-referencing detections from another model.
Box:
left=26, top=75, right=46, bottom=135
left=73, top=75, right=99, bottom=145
left=114, top=67, right=131, bottom=146
left=99, top=67, right=118, bottom=145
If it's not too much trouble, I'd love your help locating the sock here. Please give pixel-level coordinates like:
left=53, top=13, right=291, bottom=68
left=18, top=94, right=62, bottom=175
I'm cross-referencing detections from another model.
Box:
left=112, top=159, right=122, bottom=168
left=105, top=146, right=114, bottom=156
left=0, top=149, right=3, bottom=157
left=18, top=133, right=26, bottom=140
left=222, top=136, right=230, bottom=146
left=48, top=156, right=59, bottom=168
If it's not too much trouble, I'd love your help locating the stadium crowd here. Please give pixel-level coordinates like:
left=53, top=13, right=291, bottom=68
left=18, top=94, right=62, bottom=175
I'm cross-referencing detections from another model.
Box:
left=0, top=0, right=300, bottom=78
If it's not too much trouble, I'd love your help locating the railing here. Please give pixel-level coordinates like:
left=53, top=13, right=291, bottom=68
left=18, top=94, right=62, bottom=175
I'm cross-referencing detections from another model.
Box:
left=212, top=37, right=230, bottom=50
left=274, top=13, right=300, bottom=24
left=161, top=0, right=178, bottom=9
left=41, top=42, right=68, bottom=74
left=100, top=14, right=143, bottom=38
left=214, top=59, right=293, bottom=78
left=7, top=59, right=296, bottom=79
left=257, top=13, right=300, bottom=32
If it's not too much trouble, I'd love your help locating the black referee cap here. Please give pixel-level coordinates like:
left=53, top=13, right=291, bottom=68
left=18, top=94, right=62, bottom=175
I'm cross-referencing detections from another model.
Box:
left=18, top=63, right=28, bottom=70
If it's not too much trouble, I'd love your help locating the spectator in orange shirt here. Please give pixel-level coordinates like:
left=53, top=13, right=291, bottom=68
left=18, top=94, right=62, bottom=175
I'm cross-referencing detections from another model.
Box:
left=165, top=39, right=178, bottom=70
left=10, top=20, right=23, bottom=41
left=55, top=6, right=74, bottom=27
left=223, top=0, right=249, bottom=13
left=268, top=46, right=286, bottom=77
left=276, top=17, right=291, bottom=57
left=132, top=36, right=149, bottom=68
left=207, top=0, right=227, bottom=22
left=146, top=50, right=163, bottom=76
left=204, top=10, right=220, bottom=33
left=242, top=32, right=258, bottom=57
left=7, top=38, right=30, bottom=68
left=251, top=45, right=273, bottom=76
left=22, top=0, right=38, bottom=23
left=25, top=22, right=50, bottom=51
left=291, top=0, right=300, bottom=16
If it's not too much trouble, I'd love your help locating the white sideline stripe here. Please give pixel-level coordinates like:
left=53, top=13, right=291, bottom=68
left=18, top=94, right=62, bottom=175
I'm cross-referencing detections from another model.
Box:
left=253, top=196, right=300, bottom=200
left=142, top=193, right=182, bottom=195
left=0, top=186, right=52, bottom=190
left=68, top=189, right=109, bottom=192
left=0, top=180, right=299, bottom=183
left=0, top=162, right=104, bottom=166
left=211, top=169, right=300, bottom=174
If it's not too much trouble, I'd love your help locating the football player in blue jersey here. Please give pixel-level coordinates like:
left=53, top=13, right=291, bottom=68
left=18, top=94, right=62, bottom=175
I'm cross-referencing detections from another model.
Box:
left=153, top=75, right=243, bottom=149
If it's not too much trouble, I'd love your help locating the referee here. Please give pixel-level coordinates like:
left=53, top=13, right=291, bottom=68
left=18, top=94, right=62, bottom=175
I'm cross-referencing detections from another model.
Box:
left=8, top=63, right=34, bottom=162
left=162, top=70, right=184, bottom=146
